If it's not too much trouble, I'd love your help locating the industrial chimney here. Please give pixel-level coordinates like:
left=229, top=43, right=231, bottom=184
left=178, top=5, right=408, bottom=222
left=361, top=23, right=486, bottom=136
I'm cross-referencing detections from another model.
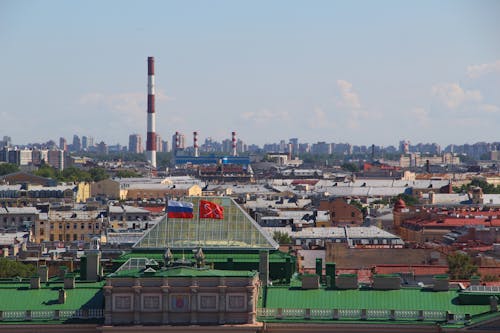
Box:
left=146, top=56, right=157, bottom=168
left=193, top=131, right=199, bottom=157
left=232, top=131, right=237, bottom=157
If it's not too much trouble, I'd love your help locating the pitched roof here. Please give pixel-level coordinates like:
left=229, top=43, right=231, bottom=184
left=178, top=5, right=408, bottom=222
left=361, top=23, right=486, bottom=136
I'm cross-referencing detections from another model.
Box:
left=133, top=197, right=279, bottom=250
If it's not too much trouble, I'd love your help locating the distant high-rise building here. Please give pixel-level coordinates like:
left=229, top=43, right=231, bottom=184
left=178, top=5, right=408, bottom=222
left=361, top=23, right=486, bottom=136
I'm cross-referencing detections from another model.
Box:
left=32, top=149, right=48, bottom=166
left=289, top=138, right=299, bottom=157
left=81, top=136, right=88, bottom=150
left=59, top=137, right=67, bottom=151
left=47, top=150, right=65, bottom=170
left=0, top=136, right=11, bottom=148
left=8, top=149, right=32, bottom=166
left=97, top=141, right=108, bottom=155
left=128, top=134, right=143, bottom=153
left=399, top=140, right=410, bottom=154
left=72, top=135, right=81, bottom=152
left=311, top=142, right=332, bottom=155
left=222, top=139, right=232, bottom=154
left=161, top=140, right=170, bottom=153
left=156, top=134, right=162, bottom=153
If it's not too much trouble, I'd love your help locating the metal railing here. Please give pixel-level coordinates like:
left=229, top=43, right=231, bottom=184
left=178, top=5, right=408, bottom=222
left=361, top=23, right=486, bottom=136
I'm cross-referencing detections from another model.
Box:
left=257, top=307, right=453, bottom=322
left=0, top=309, right=104, bottom=322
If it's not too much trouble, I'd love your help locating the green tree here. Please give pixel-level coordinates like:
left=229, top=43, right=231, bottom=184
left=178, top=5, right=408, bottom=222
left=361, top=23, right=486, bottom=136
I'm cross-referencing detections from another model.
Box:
left=350, top=200, right=368, bottom=218
left=60, top=167, right=92, bottom=182
left=454, top=179, right=500, bottom=194
left=0, top=258, right=36, bottom=278
left=115, top=170, right=141, bottom=178
left=0, top=163, right=19, bottom=176
left=273, top=231, right=292, bottom=245
left=33, top=164, right=59, bottom=179
left=391, top=193, right=420, bottom=206
left=447, top=252, right=478, bottom=280
left=89, top=168, right=109, bottom=182
left=341, top=162, right=359, bottom=172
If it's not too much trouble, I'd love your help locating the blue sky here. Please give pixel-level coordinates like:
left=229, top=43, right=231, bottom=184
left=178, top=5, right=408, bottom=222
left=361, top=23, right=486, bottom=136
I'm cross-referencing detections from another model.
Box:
left=1, top=0, right=499, bottom=147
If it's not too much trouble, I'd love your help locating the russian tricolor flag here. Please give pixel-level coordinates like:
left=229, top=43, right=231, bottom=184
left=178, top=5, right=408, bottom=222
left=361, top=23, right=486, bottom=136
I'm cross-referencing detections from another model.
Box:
left=167, top=200, right=194, bottom=219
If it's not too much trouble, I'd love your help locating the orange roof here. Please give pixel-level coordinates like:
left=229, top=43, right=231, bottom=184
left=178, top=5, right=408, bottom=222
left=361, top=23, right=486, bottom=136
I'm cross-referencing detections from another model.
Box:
left=424, top=218, right=500, bottom=227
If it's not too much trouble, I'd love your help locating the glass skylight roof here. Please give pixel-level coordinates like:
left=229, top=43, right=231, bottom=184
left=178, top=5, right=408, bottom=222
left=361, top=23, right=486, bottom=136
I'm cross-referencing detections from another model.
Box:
left=133, top=197, right=278, bottom=250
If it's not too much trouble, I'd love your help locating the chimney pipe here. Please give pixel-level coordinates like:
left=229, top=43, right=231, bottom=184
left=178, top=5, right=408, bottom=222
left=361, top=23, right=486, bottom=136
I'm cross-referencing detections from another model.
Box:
left=232, top=131, right=237, bottom=157
left=146, top=56, right=157, bottom=168
left=193, top=131, right=199, bottom=157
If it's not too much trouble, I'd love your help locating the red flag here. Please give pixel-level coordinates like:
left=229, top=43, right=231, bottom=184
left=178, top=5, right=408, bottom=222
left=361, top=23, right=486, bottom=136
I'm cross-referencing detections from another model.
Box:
left=199, top=200, right=224, bottom=219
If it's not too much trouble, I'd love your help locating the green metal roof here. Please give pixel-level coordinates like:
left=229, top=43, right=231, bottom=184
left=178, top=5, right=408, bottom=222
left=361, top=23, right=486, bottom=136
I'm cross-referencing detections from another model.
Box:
left=133, top=197, right=278, bottom=250
left=264, top=287, right=490, bottom=315
left=109, top=266, right=257, bottom=278
left=0, top=281, right=104, bottom=311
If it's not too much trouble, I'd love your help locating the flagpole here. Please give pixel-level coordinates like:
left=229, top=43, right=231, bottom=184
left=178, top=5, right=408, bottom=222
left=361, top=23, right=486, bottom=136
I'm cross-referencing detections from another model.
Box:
left=196, top=198, right=201, bottom=246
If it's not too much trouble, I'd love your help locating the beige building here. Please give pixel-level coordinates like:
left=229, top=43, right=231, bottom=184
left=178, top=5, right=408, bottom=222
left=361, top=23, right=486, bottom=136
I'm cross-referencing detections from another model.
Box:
left=34, top=210, right=104, bottom=243
left=104, top=265, right=259, bottom=326
left=91, top=179, right=121, bottom=199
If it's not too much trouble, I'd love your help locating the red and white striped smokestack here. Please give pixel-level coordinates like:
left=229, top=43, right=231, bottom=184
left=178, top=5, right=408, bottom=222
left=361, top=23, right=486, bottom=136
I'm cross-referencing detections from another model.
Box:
left=193, top=131, right=199, bottom=157
left=146, top=56, right=157, bottom=168
left=232, top=131, right=237, bottom=157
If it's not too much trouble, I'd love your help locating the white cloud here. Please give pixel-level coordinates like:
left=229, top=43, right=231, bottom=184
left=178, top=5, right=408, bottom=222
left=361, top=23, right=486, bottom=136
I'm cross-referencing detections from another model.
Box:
left=240, top=109, right=290, bottom=124
left=480, top=104, right=500, bottom=113
left=79, top=91, right=171, bottom=126
left=411, top=107, right=430, bottom=127
left=431, top=83, right=482, bottom=109
left=336, top=80, right=361, bottom=109
left=467, top=59, right=500, bottom=79
left=308, top=108, right=336, bottom=129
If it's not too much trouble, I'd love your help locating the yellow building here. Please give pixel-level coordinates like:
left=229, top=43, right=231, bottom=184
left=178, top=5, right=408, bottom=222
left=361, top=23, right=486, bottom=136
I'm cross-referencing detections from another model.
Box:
left=75, top=182, right=91, bottom=203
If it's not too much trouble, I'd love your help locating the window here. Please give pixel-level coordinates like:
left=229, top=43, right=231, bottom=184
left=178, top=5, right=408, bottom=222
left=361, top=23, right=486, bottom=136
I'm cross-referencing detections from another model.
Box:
left=40, top=229, right=44, bottom=235
left=142, top=295, right=161, bottom=311
left=59, top=224, right=62, bottom=229
left=81, top=224, right=85, bottom=229
left=66, top=224, right=70, bottom=229
left=351, top=212, right=355, bottom=218
left=73, top=234, right=77, bottom=241
left=88, top=224, right=92, bottom=229
left=226, top=294, right=246, bottom=311
left=65, top=234, right=70, bottom=242
left=50, top=235, right=54, bottom=241
left=73, top=223, right=77, bottom=230
left=58, top=235, right=63, bottom=241
left=114, top=295, right=132, bottom=311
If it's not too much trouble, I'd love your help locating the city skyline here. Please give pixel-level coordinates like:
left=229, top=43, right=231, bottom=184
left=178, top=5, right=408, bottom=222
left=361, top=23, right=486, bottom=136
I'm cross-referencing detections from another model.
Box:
left=1, top=0, right=499, bottom=146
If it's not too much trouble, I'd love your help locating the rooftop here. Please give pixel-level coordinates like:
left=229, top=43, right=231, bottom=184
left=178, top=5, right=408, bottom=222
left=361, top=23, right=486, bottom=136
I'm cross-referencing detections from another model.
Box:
left=0, top=280, right=104, bottom=311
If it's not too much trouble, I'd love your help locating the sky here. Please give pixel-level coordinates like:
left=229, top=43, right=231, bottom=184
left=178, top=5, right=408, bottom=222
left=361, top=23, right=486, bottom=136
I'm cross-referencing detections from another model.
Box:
left=0, top=0, right=499, bottom=148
